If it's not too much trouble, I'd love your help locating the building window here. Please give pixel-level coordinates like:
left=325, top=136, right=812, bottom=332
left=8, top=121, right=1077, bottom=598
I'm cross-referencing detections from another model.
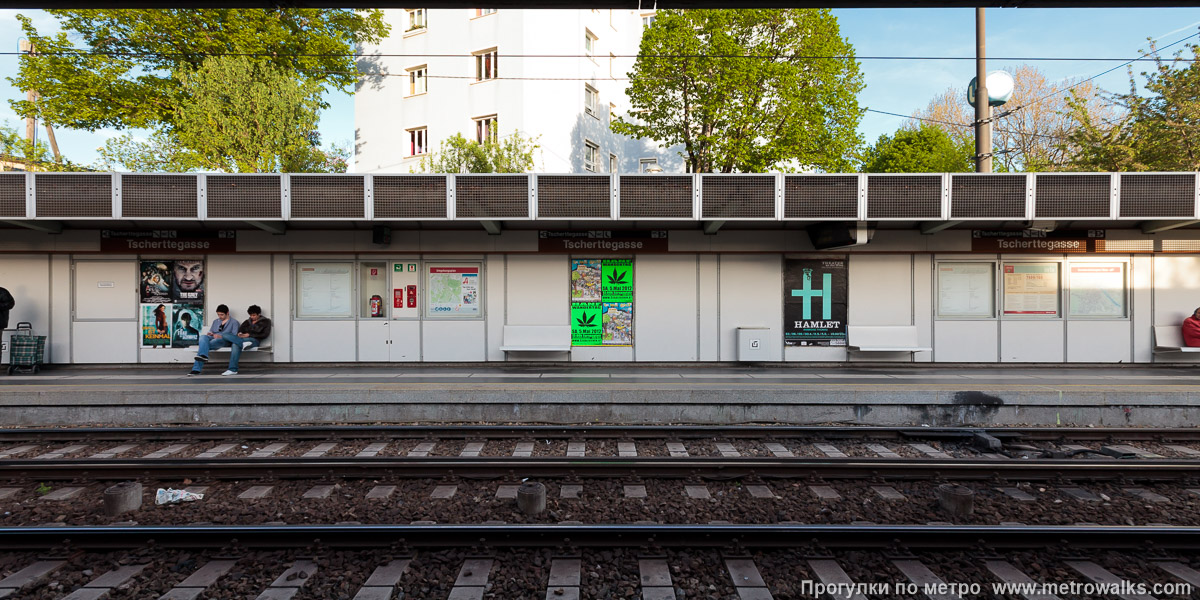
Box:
left=609, top=153, right=617, bottom=174
left=584, top=85, right=599, bottom=118
left=584, top=140, right=600, bottom=173
left=406, top=9, right=426, bottom=32
left=639, top=158, right=659, bottom=173
left=641, top=13, right=656, bottom=28
left=474, top=8, right=497, bottom=17
left=475, top=48, right=498, bottom=81
left=584, top=30, right=597, bottom=57
left=475, top=115, right=497, bottom=143
left=409, top=127, right=428, bottom=156
left=407, top=65, right=427, bottom=96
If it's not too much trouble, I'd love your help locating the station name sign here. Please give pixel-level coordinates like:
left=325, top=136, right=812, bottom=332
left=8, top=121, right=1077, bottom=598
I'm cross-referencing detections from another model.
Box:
left=538, top=230, right=669, bottom=253
left=971, top=230, right=1105, bottom=253
left=101, top=230, right=238, bottom=253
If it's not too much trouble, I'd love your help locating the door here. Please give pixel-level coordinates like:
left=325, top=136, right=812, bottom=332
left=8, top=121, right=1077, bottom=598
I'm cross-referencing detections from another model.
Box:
left=72, top=260, right=138, bottom=364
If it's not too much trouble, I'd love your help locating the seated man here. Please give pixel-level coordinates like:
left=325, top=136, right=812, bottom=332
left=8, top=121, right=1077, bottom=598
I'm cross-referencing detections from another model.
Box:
left=1184, top=307, right=1200, bottom=347
left=220, top=304, right=272, bottom=376
left=188, top=304, right=239, bottom=376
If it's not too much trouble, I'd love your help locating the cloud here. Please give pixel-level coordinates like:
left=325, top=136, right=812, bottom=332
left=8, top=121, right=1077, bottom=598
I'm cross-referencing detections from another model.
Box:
left=1155, top=21, right=1200, bottom=42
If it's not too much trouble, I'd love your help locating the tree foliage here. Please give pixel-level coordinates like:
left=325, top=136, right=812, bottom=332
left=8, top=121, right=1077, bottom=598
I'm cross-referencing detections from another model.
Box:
left=859, top=125, right=975, bottom=173
left=10, top=9, right=388, bottom=132
left=613, top=9, right=864, bottom=173
left=909, top=65, right=1113, bottom=171
left=1064, top=42, right=1200, bottom=171
left=0, top=121, right=86, bottom=171
left=417, top=132, right=540, bottom=173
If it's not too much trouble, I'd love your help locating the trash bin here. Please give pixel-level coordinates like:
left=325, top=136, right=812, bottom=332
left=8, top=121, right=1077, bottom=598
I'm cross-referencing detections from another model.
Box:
left=736, top=327, right=773, bottom=361
left=7, top=322, right=45, bottom=375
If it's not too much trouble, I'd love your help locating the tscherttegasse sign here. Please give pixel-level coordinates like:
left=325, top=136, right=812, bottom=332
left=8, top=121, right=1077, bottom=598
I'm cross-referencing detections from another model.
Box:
left=971, top=230, right=1105, bottom=253
left=102, top=230, right=237, bottom=253
left=539, top=231, right=668, bottom=253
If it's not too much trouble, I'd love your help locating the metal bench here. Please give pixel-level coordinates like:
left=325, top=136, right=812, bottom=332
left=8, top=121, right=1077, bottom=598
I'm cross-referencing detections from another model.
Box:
left=1152, top=326, right=1200, bottom=353
left=847, top=326, right=931, bottom=353
left=499, top=325, right=570, bottom=355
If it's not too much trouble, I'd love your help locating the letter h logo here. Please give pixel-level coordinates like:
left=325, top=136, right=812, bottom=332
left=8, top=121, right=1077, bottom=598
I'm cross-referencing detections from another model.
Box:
left=791, top=268, right=831, bottom=320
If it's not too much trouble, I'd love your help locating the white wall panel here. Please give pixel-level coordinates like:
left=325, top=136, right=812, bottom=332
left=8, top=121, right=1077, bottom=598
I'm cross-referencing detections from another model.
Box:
left=389, top=320, right=421, bottom=361
left=270, top=255, right=291, bottom=362
left=1067, top=321, right=1130, bottom=362
left=72, top=321, right=137, bottom=364
left=719, top=255, right=782, bottom=361
left=138, top=348, right=198, bottom=365
left=1150, top=254, right=1200, bottom=363
left=206, top=255, right=274, bottom=328
left=505, top=255, right=567, bottom=325
left=785, top=346, right=847, bottom=361
left=358, top=320, right=391, bottom=361
left=486, top=254, right=506, bottom=361
left=570, top=346, right=633, bottom=362
left=291, top=320, right=357, bottom=362
left=423, top=320, right=486, bottom=361
left=698, top=255, right=720, bottom=361
left=913, top=255, right=933, bottom=362
left=1131, top=255, right=1152, bottom=363
left=0, top=255, right=51, bottom=361
left=635, top=254, right=697, bottom=361
left=848, top=254, right=915, bottom=363
left=1000, top=320, right=1064, bottom=362
left=73, top=260, right=136, bottom=321
left=934, top=320, right=998, bottom=362
left=49, top=256, right=70, bottom=364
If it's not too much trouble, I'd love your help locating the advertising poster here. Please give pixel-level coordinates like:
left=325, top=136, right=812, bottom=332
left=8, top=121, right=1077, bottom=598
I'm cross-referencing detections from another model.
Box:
left=171, top=259, right=205, bottom=304
left=140, top=261, right=172, bottom=303
left=1003, top=263, right=1059, bottom=315
left=141, top=303, right=172, bottom=347
left=571, top=302, right=602, bottom=345
left=1068, top=264, right=1125, bottom=317
left=427, top=265, right=481, bottom=316
left=571, top=258, right=634, bottom=346
left=571, top=260, right=602, bottom=302
left=171, top=305, right=203, bottom=348
left=784, top=258, right=848, bottom=347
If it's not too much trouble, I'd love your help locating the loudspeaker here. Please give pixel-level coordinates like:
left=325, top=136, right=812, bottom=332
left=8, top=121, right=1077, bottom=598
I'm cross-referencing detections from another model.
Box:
left=372, top=225, right=391, bottom=245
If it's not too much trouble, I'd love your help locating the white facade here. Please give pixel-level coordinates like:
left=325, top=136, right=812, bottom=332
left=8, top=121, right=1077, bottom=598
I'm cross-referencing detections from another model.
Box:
left=354, top=8, right=682, bottom=174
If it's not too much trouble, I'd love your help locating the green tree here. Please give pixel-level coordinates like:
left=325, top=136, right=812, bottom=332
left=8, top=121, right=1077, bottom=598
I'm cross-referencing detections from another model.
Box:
left=417, top=132, right=540, bottom=173
left=1065, top=42, right=1200, bottom=171
left=859, top=125, right=975, bottom=173
left=612, top=9, right=864, bottom=173
left=10, top=9, right=388, bottom=132
left=96, top=132, right=200, bottom=172
left=0, top=121, right=86, bottom=171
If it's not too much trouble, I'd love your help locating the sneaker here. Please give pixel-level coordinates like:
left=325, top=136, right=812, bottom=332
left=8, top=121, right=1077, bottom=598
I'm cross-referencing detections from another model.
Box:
left=222, top=370, right=238, bottom=376
left=195, top=355, right=209, bottom=363
left=241, top=340, right=253, bottom=350
left=188, top=370, right=201, bottom=376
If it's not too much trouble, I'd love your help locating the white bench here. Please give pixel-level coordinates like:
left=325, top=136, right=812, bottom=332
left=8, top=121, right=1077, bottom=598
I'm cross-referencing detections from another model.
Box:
left=500, top=325, right=570, bottom=355
left=847, top=326, right=931, bottom=353
left=1152, top=326, right=1200, bottom=353
left=212, top=339, right=273, bottom=353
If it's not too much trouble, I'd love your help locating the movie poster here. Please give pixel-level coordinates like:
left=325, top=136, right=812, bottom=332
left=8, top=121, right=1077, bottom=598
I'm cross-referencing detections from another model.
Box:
left=141, top=303, right=172, bottom=347
left=783, top=258, right=848, bottom=347
left=140, top=261, right=172, bottom=303
left=171, top=259, right=205, bottom=304
left=171, top=305, right=203, bottom=348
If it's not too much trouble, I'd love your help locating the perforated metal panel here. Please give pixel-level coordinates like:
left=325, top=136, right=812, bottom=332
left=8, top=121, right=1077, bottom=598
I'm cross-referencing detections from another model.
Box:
left=206, top=175, right=281, bottom=219
left=0, top=173, right=25, bottom=217
left=950, top=174, right=1026, bottom=219
left=1034, top=174, right=1111, bottom=218
left=374, top=175, right=448, bottom=219
left=784, top=175, right=857, bottom=219
left=1162, top=240, right=1200, bottom=252
left=619, top=175, right=692, bottom=219
left=35, top=174, right=112, bottom=218
left=866, top=175, right=941, bottom=219
left=455, top=175, right=529, bottom=219
left=291, top=175, right=365, bottom=219
left=537, top=175, right=610, bottom=219
left=121, top=174, right=197, bottom=218
left=1119, top=173, right=1195, bottom=218
left=701, top=175, right=774, bottom=219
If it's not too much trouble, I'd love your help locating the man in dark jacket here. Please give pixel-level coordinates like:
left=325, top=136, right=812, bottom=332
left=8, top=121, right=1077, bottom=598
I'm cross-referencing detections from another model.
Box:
left=219, top=304, right=271, bottom=376
left=0, top=287, right=13, bottom=330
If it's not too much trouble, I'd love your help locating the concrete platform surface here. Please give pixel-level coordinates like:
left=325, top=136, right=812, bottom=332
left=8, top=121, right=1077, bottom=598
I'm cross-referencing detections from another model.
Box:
left=2, top=364, right=1200, bottom=426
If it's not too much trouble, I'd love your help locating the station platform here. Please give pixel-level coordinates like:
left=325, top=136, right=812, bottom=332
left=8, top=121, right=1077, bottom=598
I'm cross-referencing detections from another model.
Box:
left=2, top=364, right=1200, bottom=427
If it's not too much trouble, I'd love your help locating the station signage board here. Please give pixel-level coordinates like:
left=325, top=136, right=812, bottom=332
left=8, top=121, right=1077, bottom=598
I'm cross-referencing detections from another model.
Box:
left=539, top=230, right=668, bottom=254
left=971, top=230, right=1104, bottom=253
left=102, top=230, right=237, bottom=253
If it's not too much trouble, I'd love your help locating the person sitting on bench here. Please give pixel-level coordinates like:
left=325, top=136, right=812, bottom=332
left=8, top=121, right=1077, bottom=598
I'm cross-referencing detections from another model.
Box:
left=1184, top=307, right=1200, bottom=347
left=220, top=305, right=272, bottom=376
left=188, top=304, right=239, bottom=376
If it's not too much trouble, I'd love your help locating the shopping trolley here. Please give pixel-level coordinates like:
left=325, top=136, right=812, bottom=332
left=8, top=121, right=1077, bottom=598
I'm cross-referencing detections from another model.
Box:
left=7, top=322, right=45, bottom=375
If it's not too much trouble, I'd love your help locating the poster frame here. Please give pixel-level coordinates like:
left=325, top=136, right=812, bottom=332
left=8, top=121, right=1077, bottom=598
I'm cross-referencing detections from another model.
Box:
left=423, top=260, right=484, bottom=320
left=295, top=260, right=355, bottom=319
left=935, top=260, right=997, bottom=319
left=783, top=257, right=849, bottom=347
left=1066, top=259, right=1129, bottom=320
left=569, top=256, right=634, bottom=347
left=1000, top=260, right=1062, bottom=318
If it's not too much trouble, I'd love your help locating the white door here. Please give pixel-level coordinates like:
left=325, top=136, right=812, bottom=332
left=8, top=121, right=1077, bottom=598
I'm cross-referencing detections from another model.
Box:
left=72, top=260, right=138, bottom=364
left=358, top=320, right=391, bottom=361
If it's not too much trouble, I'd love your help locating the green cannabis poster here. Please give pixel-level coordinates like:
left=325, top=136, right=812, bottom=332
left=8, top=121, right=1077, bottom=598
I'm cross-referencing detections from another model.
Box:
left=571, top=259, right=634, bottom=346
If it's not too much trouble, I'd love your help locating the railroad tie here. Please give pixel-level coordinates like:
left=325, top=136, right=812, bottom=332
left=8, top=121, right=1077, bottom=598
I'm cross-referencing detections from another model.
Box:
left=566, top=441, right=586, bottom=457
left=908, top=443, right=953, bottom=459
left=39, top=486, right=85, bottom=501
left=545, top=557, right=581, bottom=600
left=61, top=564, right=147, bottom=600
left=254, top=560, right=318, bottom=600
left=715, top=442, right=740, bottom=457
left=408, top=442, right=436, bottom=457
left=806, top=560, right=868, bottom=600
left=638, top=558, right=674, bottom=600
left=1152, top=561, right=1200, bottom=588
left=431, top=484, right=457, bottom=499
left=496, top=484, right=520, bottom=499
left=144, top=444, right=190, bottom=459
left=195, top=443, right=237, bottom=458
left=618, top=442, right=638, bottom=457
left=157, top=559, right=237, bottom=600
left=0, top=560, right=65, bottom=599
left=356, top=442, right=389, bottom=457
left=513, top=441, right=535, bottom=457
left=366, top=485, right=396, bottom=500
left=559, top=484, right=583, bottom=499
left=460, top=442, right=485, bottom=457
left=1065, top=561, right=1157, bottom=600
left=447, top=558, right=494, bottom=600
left=249, top=443, right=288, bottom=458
left=34, top=444, right=88, bottom=460
left=983, top=560, right=1061, bottom=600
left=1124, top=488, right=1171, bottom=503
left=814, top=443, right=847, bottom=458
left=891, top=559, right=963, bottom=600
left=89, top=444, right=138, bottom=459
left=725, top=558, right=773, bottom=599
left=666, top=442, right=689, bottom=457
left=996, top=487, right=1037, bottom=502
left=352, top=559, right=411, bottom=600
left=1058, top=487, right=1102, bottom=503
left=238, top=485, right=274, bottom=500
left=866, top=444, right=901, bottom=458
left=684, top=484, right=711, bottom=499
left=745, top=484, right=776, bottom=499
left=1164, top=444, right=1200, bottom=458
left=624, top=484, right=648, bottom=499
left=0, top=488, right=19, bottom=501
left=0, top=445, right=38, bottom=459
left=301, top=443, right=337, bottom=458
left=1103, top=444, right=1163, bottom=459
left=809, top=485, right=841, bottom=501
left=871, top=485, right=906, bottom=501
left=302, top=484, right=335, bottom=499
left=762, top=443, right=792, bottom=458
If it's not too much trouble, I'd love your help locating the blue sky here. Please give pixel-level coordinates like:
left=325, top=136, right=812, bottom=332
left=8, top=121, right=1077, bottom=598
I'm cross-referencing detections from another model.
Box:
left=1, top=7, right=1198, bottom=170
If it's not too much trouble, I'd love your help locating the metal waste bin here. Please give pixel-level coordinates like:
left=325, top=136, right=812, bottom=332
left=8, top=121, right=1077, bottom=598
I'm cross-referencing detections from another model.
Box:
left=736, top=327, right=772, bottom=361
